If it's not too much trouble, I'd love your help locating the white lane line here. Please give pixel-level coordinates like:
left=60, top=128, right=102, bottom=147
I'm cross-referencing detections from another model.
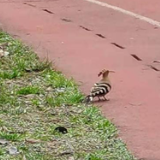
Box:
left=85, top=0, right=160, bottom=27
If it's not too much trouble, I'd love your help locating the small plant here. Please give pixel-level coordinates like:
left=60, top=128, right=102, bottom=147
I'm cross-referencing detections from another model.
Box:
left=0, top=70, right=22, bottom=79
left=17, top=86, right=41, bottom=95
left=0, top=148, right=5, bottom=156
left=31, top=99, right=41, bottom=106
left=0, top=132, right=24, bottom=141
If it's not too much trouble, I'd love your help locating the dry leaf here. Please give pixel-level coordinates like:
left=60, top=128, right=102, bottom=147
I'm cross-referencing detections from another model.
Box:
left=25, top=139, right=41, bottom=144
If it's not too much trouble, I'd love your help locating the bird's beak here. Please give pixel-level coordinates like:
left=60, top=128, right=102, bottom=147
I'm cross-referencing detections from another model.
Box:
left=109, top=70, right=115, bottom=73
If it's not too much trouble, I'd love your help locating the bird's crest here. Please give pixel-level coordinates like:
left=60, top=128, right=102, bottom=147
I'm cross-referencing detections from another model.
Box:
left=98, top=69, right=115, bottom=77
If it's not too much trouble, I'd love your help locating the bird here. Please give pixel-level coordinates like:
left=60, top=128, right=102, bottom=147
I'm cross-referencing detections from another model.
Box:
left=83, top=69, right=114, bottom=103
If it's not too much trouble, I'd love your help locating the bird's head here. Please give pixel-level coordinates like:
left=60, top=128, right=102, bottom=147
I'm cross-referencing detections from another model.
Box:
left=98, top=69, right=115, bottom=78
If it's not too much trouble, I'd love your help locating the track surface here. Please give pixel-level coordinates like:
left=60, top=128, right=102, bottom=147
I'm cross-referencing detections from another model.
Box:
left=0, top=0, right=160, bottom=159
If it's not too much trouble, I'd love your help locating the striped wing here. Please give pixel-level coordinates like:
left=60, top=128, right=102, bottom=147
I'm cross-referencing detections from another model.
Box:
left=90, top=82, right=111, bottom=97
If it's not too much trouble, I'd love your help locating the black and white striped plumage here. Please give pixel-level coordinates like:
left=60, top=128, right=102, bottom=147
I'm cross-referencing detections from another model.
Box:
left=84, top=69, right=114, bottom=103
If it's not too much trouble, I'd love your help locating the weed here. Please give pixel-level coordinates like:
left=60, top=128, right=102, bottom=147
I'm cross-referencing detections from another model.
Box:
left=17, top=86, right=42, bottom=95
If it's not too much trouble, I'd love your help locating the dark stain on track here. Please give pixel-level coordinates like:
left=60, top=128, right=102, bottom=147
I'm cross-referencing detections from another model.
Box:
left=61, top=18, right=72, bottom=22
left=148, top=65, right=160, bottom=71
left=79, top=25, right=91, bottom=31
left=43, top=9, right=54, bottom=14
left=23, top=3, right=36, bottom=8
left=131, top=54, right=142, bottom=61
left=111, top=42, right=125, bottom=49
left=96, top=34, right=105, bottom=38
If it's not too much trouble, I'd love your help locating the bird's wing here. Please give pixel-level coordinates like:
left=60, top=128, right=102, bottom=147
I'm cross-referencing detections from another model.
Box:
left=90, top=82, right=111, bottom=97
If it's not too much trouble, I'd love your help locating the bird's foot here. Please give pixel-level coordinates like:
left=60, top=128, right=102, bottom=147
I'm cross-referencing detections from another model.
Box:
left=103, top=97, right=110, bottom=101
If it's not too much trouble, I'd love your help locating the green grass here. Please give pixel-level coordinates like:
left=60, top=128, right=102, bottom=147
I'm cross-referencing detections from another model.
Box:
left=17, top=86, right=42, bottom=95
left=0, top=132, right=24, bottom=141
left=0, top=31, right=136, bottom=160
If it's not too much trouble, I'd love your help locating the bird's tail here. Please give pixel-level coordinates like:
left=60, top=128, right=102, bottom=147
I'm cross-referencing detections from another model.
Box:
left=82, top=95, right=93, bottom=103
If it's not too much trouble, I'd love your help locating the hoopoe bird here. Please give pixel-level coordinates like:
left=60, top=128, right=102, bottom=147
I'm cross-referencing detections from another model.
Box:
left=84, top=69, right=114, bottom=103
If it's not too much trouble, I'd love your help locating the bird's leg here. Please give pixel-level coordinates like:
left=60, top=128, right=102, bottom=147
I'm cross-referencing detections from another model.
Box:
left=103, top=96, right=107, bottom=101
left=98, top=96, right=101, bottom=101
left=103, top=96, right=110, bottom=101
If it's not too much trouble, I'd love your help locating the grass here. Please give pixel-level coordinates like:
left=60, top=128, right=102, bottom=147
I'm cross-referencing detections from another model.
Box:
left=0, top=31, right=136, bottom=160
left=17, top=86, right=42, bottom=95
